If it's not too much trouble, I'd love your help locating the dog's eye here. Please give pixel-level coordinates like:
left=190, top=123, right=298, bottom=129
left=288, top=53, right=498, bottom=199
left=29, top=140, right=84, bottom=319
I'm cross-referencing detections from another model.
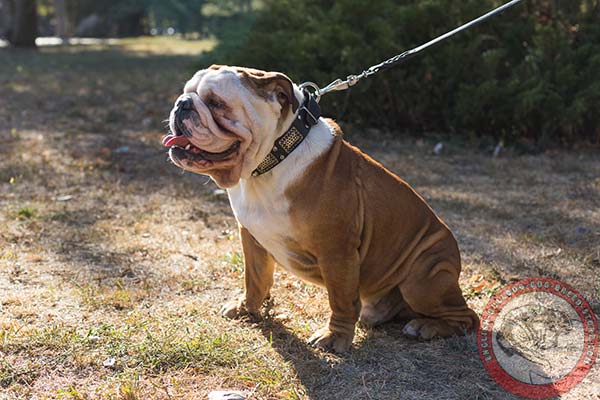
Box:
left=207, top=98, right=225, bottom=110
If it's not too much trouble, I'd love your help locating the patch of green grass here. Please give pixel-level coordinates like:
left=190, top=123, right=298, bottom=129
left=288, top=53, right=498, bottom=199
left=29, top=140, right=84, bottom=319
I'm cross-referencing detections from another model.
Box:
left=1, top=324, right=85, bottom=356
left=75, top=282, right=145, bottom=311
left=0, top=249, right=18, bottom=262
left=56, top=385, right=85, bottom=400
left=179, top=275, right=209, bottom=293
left=17, top=206, right=37, bottom=220
left=239, top=366, right=287, bottom=386
left=133, top=331, right=240, bottom=372
left=28, top=324, right=81, bottom=350
left=1, top=319, right=261, bottom=391
left=116, top=36, right=216, bottom=55
left=0, top=359, right=41, bottom=389
left=222, top=251, right=244, bottom=273
left=519, top=232, right=546, bottom=244
left=117, top=373, right=141, bottom=400
left=0, top=359, right=17, bottom=388
left=48, top=211, right=69, bottom=221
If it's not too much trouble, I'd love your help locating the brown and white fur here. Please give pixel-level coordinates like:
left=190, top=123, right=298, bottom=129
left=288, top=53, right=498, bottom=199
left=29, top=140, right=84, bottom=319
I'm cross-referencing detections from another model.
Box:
left=167, top=65, right=479, bottom=352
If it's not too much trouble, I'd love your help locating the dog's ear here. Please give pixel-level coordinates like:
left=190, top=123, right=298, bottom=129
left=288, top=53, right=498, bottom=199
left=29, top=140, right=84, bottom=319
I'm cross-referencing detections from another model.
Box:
left=209, top=64, right=225, bottom=70
left=239, top=68, right=299, bottom=114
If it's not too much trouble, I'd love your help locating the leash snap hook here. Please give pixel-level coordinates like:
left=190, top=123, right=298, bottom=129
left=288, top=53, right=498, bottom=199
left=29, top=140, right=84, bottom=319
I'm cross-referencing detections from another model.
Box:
left=299, top=81, right=321, bottom=103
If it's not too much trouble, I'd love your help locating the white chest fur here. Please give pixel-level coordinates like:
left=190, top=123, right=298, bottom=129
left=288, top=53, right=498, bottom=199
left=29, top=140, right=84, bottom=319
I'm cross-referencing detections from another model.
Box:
left=227, top=119, right=335, bottom=272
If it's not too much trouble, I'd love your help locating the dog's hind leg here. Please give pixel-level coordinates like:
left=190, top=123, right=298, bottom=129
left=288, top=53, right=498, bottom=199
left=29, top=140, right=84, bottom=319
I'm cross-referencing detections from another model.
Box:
left=359, top=286, right=418, bottom=327
left=399, top=260, right=479, bottom=340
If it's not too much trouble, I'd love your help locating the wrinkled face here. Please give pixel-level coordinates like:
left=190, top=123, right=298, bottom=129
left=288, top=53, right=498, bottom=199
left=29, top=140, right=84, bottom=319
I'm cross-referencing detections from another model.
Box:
left=164, top=65, right=300, bottom=188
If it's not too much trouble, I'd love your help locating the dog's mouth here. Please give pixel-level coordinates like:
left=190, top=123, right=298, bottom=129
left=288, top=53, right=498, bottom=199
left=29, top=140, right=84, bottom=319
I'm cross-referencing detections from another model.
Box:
left=162, top=134, right=241, bottom=163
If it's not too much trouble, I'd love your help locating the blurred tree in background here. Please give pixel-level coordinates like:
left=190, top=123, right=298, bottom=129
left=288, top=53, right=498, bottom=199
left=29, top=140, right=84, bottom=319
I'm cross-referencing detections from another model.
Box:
left=2, top=0, right=38, bottom=47
left=65, top=0, right=209, bottom=37
left=213, top=0, right=600, bottom=145
left=0, top=0, right=253, bottom=42
left=1, top=0, right=598, bottom=145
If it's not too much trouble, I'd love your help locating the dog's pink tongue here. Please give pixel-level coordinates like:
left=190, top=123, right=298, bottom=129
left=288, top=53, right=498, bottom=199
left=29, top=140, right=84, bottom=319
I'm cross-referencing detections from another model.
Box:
left=162, top=135, right=190, bottom=147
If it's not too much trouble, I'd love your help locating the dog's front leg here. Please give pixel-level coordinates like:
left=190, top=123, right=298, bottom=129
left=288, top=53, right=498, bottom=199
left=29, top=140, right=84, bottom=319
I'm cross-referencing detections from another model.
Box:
left=309, top=253, right=361, bottom=353
left=221, top=226, right=275, bottom=320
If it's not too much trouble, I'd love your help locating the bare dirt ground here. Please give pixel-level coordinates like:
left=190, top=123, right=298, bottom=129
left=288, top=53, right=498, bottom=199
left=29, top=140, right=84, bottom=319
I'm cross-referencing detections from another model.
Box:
left=1, top=38, right=599, bottom=399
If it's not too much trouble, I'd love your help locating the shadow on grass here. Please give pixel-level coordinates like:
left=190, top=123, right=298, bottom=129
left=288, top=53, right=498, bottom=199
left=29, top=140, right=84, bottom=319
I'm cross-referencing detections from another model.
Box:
left=0, top=47, right=207, bottom=139
left=0, top=46, right=228, bottom=280
left=255, top=317, right=523, bottom=399
left=435, top=194, right=600, bottom=294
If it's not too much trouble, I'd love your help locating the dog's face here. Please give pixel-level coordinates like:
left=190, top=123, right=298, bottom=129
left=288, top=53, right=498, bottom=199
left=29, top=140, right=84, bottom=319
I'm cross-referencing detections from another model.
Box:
left=164, top=65, right=300, bottom=188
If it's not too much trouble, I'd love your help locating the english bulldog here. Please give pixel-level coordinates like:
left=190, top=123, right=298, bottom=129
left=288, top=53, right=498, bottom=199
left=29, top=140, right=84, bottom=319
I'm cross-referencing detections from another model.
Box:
left=163, top=65, right=479, bottom=352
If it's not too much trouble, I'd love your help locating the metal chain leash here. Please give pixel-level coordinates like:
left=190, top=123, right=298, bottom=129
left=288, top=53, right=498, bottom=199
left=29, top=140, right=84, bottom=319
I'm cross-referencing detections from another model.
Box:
left=300, top=0, right=526, bottom=102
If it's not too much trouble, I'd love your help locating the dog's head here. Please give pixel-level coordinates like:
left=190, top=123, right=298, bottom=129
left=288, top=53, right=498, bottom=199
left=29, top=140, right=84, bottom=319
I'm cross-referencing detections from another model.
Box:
left=164, top=65, right=301, bottom=188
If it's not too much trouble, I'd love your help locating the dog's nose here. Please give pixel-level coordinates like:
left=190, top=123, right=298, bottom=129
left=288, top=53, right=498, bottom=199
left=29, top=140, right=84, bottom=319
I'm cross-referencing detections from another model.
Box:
left=174, top=97, right=195, bottom=137
left=177, top=97, right=194, bottom=111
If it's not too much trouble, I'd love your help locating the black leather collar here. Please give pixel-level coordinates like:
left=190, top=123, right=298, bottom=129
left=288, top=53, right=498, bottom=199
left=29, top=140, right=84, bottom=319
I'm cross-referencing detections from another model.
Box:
left=251, top=90, right=321, bottom=177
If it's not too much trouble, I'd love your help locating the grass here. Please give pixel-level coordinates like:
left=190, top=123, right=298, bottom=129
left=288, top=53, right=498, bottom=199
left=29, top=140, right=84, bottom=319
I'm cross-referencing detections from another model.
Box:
left=1, top=36, right=599, bottom=399
left=223, top=251, right=245, bottom=274
left=16, top=207, right=36, bottom=220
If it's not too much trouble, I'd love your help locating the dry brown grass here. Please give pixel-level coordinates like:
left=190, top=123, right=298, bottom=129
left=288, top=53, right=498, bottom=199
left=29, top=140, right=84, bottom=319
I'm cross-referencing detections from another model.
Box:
left=1, top=38, right=599, bottom=399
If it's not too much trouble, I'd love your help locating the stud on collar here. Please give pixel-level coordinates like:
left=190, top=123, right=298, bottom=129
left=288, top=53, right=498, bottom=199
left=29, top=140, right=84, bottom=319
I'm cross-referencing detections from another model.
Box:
left=251, top=90, right=321, bottom=177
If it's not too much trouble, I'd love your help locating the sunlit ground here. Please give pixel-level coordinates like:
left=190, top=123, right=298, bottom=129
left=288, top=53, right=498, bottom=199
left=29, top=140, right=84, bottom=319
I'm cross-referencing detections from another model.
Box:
left=0, top=36, right=598, bottom=399
left=0, top=35, right=216, bottom=55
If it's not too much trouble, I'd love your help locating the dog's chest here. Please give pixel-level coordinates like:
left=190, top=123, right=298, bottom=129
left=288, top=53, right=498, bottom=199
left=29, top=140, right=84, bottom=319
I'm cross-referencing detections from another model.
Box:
left=229, top=186, right=291, bottom=249
left=228, top=184, right=320, bottom=282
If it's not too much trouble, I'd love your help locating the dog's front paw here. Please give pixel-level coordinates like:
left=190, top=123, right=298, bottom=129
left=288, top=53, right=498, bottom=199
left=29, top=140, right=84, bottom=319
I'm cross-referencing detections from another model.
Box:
left=220, top=299, right=261, bottom=321
left=308, top=327, right=353, bottom=353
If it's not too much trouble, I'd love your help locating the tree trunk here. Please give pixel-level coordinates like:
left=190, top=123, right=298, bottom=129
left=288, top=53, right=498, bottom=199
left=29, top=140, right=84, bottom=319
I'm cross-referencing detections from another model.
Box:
left=114, top=11, right=145, bottom=37
left=53, top=0, right=68, bottom=40
left=10, top=0, right=37, bottom=47
left=0, top=0, right=14, bottom=39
